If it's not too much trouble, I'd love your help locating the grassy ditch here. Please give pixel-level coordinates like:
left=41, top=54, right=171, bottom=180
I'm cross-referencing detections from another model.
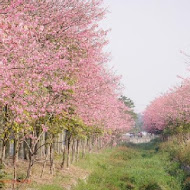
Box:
left=74, top=139, right=187, bottom=190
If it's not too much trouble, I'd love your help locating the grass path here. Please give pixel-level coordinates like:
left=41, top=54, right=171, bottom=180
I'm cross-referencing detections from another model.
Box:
left=74, top=140, right=185, bottom=190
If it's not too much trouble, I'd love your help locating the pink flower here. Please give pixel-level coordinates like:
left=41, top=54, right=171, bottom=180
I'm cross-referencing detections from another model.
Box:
left=42, top=124, right=48, bottom=132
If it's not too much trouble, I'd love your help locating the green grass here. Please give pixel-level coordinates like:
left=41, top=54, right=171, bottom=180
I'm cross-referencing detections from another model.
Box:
left=36, top=184, right=63, bottom=190
left=28, top=181, right=64, bottom=190
left=74, top=139, right=185, bottom=190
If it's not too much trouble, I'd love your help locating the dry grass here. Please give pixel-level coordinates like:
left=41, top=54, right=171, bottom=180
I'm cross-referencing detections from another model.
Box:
left=3, top=158, right=89, bottom=190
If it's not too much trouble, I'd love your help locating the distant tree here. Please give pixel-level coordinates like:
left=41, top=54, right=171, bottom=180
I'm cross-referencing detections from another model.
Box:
left=119, top=96, right=137, bottom=119
left=119, top=95, right=135, bottom=109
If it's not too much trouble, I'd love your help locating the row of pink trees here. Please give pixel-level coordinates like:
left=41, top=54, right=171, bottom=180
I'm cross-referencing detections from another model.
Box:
left=143, top=77, right=190, bottom=136
left=0, top=0, right=134, bottom=182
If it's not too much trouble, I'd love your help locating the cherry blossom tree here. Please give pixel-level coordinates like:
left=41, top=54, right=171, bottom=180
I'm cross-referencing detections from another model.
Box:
left=0, top=0, right=134, bottom=181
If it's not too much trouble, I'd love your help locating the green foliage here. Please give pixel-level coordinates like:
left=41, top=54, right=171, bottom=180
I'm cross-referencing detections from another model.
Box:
left=160, top=137, right=190, bottom=166
left=159, top=138, right=190, bottom=189
left=119, top=95, right=137, bottom=120
left=184, top=178, right=190, bottom=190
left=163, top=122, right=190, bottom=137
left=62, top=115, right=104, bottom=140
left=119, top=95, right=135, bottom=109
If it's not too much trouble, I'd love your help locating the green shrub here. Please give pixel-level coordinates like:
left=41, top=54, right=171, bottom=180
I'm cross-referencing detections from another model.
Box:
left=140, top=182, right=162, bottom=190
left=183, top=177, right=190, bottom=190
left=160, top=138, right=190, bottom=166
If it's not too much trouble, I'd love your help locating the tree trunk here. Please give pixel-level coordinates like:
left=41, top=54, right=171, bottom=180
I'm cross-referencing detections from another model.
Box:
left=26, top=153, right=34, bottom=179
left=71, top=139, right=76, bottom=164
left=5, top=140, right=10, bottom=159
left=66, top=136, right=71, bottom=168
left=60, top=143, right=66, bottom=169
left=26, top=139, right=35, bottom=179
left=76, top=139, right=80, bottom=162
left=18, top=141, right=24, bottom=159
left=100, top=137, right=102, bottom=149
left=0, top=143, right=6, bottom=164
left=49, top=143, right=54, bottom=175
left=45, top=133, right=49, bottom=156
left=82, top=140, right=86, bottom=158
left=34, top=127, right=40, bottom=158
left=40, top=154, right=48, bottom=178
left=23, top=140, right=29, bottom=160
left=61, top=131, right=68, bottom=169
left=13, top=139, right=19, bottom=181
left=49, top=135, right=55, bottom=175
left=88, top=137, right=92, bottom=153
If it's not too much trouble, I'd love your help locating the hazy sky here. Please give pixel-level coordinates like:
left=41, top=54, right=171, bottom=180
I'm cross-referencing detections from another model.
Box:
left=102, top=0, right=190, bottom=113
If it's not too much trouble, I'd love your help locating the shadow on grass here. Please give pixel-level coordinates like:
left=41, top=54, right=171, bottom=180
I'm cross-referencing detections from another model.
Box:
left=123, top=138, right=161, bottom=152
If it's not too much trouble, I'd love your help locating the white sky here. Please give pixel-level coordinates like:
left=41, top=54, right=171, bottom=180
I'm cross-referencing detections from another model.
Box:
left=102, top=0, right=190, bottom=113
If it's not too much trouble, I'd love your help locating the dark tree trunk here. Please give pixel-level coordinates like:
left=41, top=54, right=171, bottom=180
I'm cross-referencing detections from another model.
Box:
left=61, top=142, right=67, bottom=169
left=71, top=139, right=76, bottom=164
left=82, top=140, right=86, bottom=158
left=66, top=135, right=71, bottom=168
left=26, top=138, right=35, bottom=179
left=0, top=143, right=6, bottom=164
left=13, top=138, right=19, bottom=181
left=26, top=153, right=34, bottom=179
left=49, top=142, right=55, bottom=175
left=23, top=140, right=29, bottom=160
left=76, top=139, right=80, bottom=162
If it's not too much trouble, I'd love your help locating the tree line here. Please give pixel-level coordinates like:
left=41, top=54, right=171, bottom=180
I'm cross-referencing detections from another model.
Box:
left=0, top=0, right=134, bottom=185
